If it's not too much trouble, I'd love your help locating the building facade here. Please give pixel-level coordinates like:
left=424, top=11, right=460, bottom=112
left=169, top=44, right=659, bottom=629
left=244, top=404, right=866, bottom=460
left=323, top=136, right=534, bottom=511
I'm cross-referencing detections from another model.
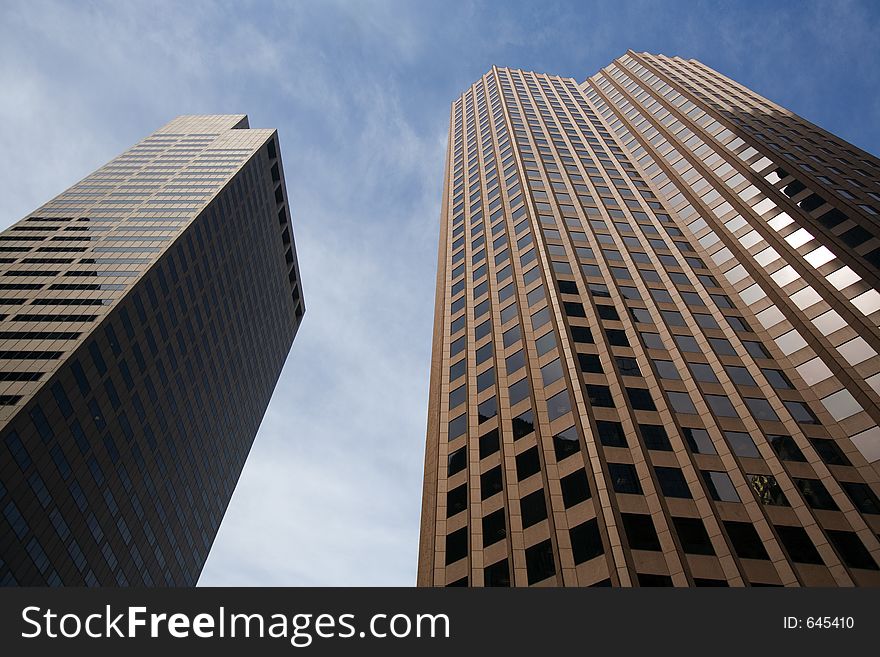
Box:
left=0, top=115, right=304, bottom=585
left=418, top=53, right=880, bottom=587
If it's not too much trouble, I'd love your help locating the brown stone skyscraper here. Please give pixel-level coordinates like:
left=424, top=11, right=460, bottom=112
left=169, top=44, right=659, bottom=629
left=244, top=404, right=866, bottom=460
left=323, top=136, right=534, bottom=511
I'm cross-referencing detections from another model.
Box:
left=0, top=115, right=304, bottom=586
left=418, top=53, right=880, bottom=587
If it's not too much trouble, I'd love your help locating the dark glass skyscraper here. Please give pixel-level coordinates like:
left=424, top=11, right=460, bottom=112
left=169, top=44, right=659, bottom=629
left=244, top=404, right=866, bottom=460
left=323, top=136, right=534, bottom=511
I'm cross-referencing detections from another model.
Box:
left=0, top=115, right=304, bottom=586
left=419, top=53, right=880, bottom=587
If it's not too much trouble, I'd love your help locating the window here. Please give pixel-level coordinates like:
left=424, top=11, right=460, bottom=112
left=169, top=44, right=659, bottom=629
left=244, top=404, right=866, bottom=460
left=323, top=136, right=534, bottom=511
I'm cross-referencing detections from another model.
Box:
left=667, top=391, right=697, bottom=414
left=445, top=527, right=468, bottom=564
left=688, top=362, right=718, bottom=383
left=841, top=482, right=880, bottom=514
left=478, top=397, right=497, bottom=423
left=745, top=397, right=779, bottom=421
left=749, top=474, right=788, bottom=506
left=446, top=485, right=467, bottom=517
left=724, top=521, right=769, bottom=560
left=675, top=334, right=701, bottom=352
left=512, top=410, right=534, bottom=440
left=621, top=513, right=662, bottom=551
left=535, top=331, right=555, bottom=355
left=482, top=509, right=506, bottom=547
left=725, top=366, right=756, bottom=386
left=626, top=388, right=656, bottom=411
left=449, top=385, right=466, bottom=409
left=479, top=428, right=499, bottom=459
left=827, top=531, right=878, bottom=570
left=561, top=469, right=591, bottom=507
left=597, top=305, right=619, bottom=320
left=525, top=539, right=556, bottom=584
left=553, top=425, right=579, bottom=460
left=684, top=427, right=716, bottom=454
left=743, top=340, right=770, bottom=358
left=724, top=431, right=760, bottom=458
left=481, top=466, right=503, bottom=500
left=673, top=517, right=714, bottom=555
left=509, top=378, right=530, bottom=406
left=564, top=301, right=587, bottom=317
left=762, top=369, right=792, bottom=389
left=784, top=401, right=820, bottom=425
left=520, top=489, right=548, bottom=528
left=531, top=307, right=551, bottom=330
left=653, top=359, right=680, bottom=379
left=586, top=384, right=614, bottom=408
left=541, top=359, right=564, bottom=386
left=447, top=447, right=467, bottom=476
left=655, top=467, right=692, bottom=498
left=775, top=525, right=823, bottom=564
left=476, top=342, right=492, bottom=365
left=640, top=424, right=671, bottom=450
left=615, top=356, right=641, bottom=377
left=609, top=463, right=642, bottom=494
left=450, top=359, right=466, bottom=381
left=516, top=447, right=541, bottom=480
left=503, top=325, right=521, bottom=348
left=768, top=435, right=806, bottom=462
left=578, top=353, right=603, bottom=373
left=641, top=332, right=665, bottom=349
left=571, top=326, right=594, bottom=343
left=570, top=519, right=604, bottom=564
left=706, top=394, right=738, bottom=418
left=484, top=559, right=510, bottom=587
left=606, top=328, right=630, bottom=346
left=810, top=438, right=851, bottom=466
left=547, top=389, right=572, bottom=421
left=448, top=414, right=467, bottom=440
left=506, top=350, right=525, bottom=374
left=703, top=471, right=740, bottom=502
left=795, top=478, right=839, bottom=510
left=708, top=337, right=736, bottom=356
left=596, top=420, right=626, bottom=448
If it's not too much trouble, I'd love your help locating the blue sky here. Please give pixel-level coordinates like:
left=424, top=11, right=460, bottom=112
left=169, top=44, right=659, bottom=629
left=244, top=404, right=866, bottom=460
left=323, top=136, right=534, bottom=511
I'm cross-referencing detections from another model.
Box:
left=0, top=0, right=877, bottom=585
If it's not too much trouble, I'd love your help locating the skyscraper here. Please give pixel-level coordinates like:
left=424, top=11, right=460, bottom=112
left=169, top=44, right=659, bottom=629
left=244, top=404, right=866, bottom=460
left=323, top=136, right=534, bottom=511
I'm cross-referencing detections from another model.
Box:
left=0, top=115, right=304, bottom=586
left=418, top=53, right=880, bottom=587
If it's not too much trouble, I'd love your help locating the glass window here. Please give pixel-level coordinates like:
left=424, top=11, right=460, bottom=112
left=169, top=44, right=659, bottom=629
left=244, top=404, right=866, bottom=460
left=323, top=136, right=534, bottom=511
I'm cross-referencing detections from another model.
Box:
left=653, top=360, right=680, bottom=379
left=447, top=447, right=467, bottom=476
left=561, top=469, right=591, bottom=507
left=481, top=466, right=503, bottom=500
left=478, top=396, right=497, bottom=423
left=761, top=368, right=792, bottom=389
left=609, top=463, right=642, bottom=494
left=482, top=509, right=506, bottom=547
left=655, top=467, right=692, bottom=498
left=641, top=332, right=665, bottom=349
left=827, top=531, right=878, bottom=570
left=841, top=482, right=880, bottom=515
left=745, top=397, right=779, bottom=421
left=688, top=362, right=719, bottom=382
left=621, top=513, right=662, bottom=551
left=775, top=525, right=823, bottom=564
left=512, top=409, right=534, bottom=440
left=596, top=420, right=627, bottom=448
left=516, top=447, right=541, bottom=480
left=640, top=424, right=671, bottom=450
left=605, top=328, right=630, bottom=347
left=535, top=331, right=555, bottom=355
left=809, top=438, right=851, bottom=466
left=724, top=521, right=769, bottom=560
left=477, top=367, right=495, bottom=392
left=667, top=391, right=697, bottom=414
left=479, top=428, right=499, bottom=459
left=795, top=478, right=839, bottom=510
left=541, top=359, right=564, bottom=386
left=446, top=484, right=467, bottom=517
left=578, top=353, right=603, bottom=373
left=520, top=489, right=548, bottom=528
left=506, top=349, right=525, bottom=374
left=725, top=366, right=756, bottom=386
left=703, top=471, right=740, bottom=502
left=708, top=337, right=736, bottom=356
left=706, top=394, right=738, bottom=418
left=768, top=435, right=806, bottom=462
left=748, top=474, right=788, bottom=506
left=783, top=401, right=820, bottom=425
left=684, top=427, right=716, bottom=454
left=509, top=378, right=530, bottom=406
left=586, top=384, right=614, bottom=408
left=553, top=425, right=579, bottom=460
left=627, top=388, right=656, bottom=411
left=675, top=334, right=701, bottom=352
left=445, top=527, right=468, bottom=564
left=525, top=539, right=556, bottom=584
left=570, top=519, right=604, bottom=564
left=448, top=414, right=467, bottom=440
left=673, top=517, right=714, bottom=554
left=725, top=431, right=760, bottom=458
